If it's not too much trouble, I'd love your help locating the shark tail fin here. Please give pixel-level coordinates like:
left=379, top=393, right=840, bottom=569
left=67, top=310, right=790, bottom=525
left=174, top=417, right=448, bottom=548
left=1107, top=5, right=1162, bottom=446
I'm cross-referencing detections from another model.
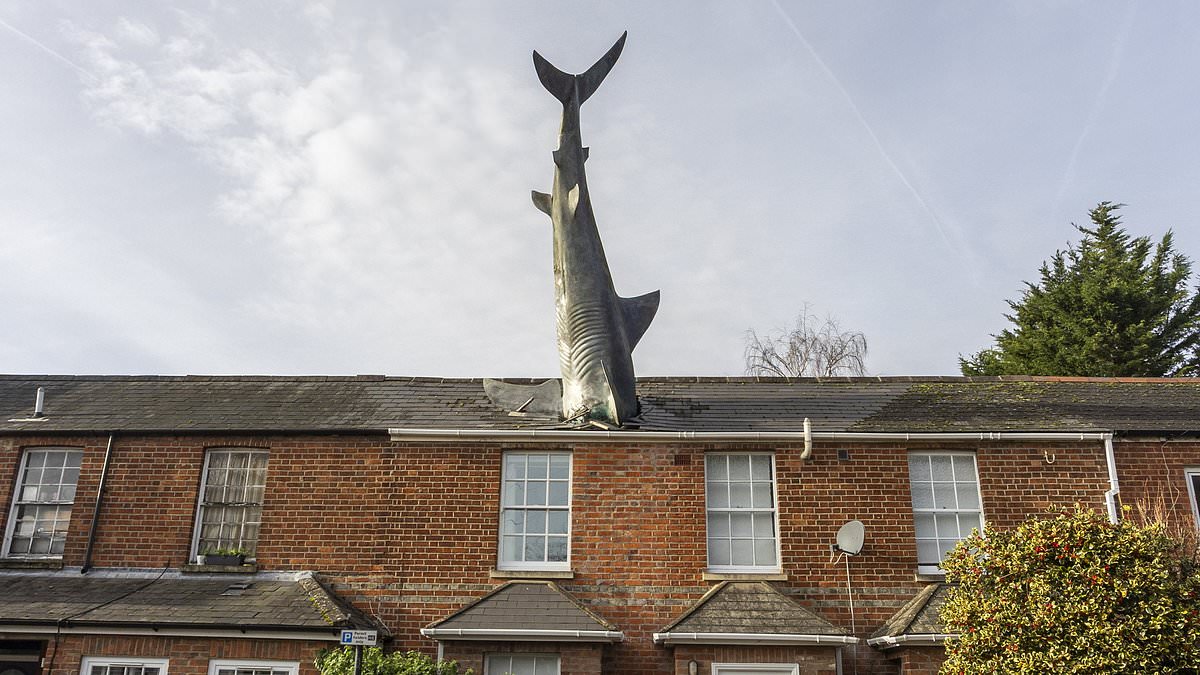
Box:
left=532, top=31, right=627, bottom=106
left=620, top=290, right=660, bottom=350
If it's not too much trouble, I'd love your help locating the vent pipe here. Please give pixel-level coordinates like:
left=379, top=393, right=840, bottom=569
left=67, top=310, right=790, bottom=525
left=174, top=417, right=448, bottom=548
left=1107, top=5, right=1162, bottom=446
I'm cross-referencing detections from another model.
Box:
left=33, top=387, right=45, bottom=418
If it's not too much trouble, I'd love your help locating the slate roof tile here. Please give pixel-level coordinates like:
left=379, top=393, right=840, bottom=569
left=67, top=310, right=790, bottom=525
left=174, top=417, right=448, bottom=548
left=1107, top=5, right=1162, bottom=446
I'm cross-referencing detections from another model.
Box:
left=870, top=583, right=952, bottom=639
left=1, top=375, right=1198, bottom=434
left=660, top=582, right=846, bottom=636
left=0, top=571, right=378, bottom=632
left=427, top=581, right=616, bottom=632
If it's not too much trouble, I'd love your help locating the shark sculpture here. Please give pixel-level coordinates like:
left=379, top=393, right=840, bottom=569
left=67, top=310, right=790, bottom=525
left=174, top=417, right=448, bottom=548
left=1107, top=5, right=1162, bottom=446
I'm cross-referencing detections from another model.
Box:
left=484, top=32, right=659, bottom=428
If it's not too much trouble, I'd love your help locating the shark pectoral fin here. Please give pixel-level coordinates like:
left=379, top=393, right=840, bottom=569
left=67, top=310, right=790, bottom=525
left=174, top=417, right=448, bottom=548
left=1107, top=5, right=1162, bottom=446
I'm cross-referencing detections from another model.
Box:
left=532, top=190, right=552, bottom=216
left=582, top=147, right=589, bottom=161
left=598, top=360, right=622, bottom=427
left=577, top=32, right=627, bottom=105
left=567, top=184, right=581, bottom=216
left=620, top=290, right=660, bottom=350
left=483, top=378, right=563, bottom=416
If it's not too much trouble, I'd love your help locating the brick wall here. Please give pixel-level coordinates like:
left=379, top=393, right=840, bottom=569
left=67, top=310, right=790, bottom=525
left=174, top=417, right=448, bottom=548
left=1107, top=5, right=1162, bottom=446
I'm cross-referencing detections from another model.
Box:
left=36, top=634, right=328, bottom=675
left=1114, top=439, right=1200, bottom=531
left=0, top=434, right=1123, bottom=675
left=892, top=646, right=946, bottom=675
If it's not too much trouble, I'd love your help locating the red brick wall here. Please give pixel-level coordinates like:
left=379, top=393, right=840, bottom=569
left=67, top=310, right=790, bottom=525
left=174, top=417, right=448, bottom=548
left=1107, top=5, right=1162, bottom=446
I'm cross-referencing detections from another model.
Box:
left=671, top=644, right=839, bottom=675
left=893, top=646, right=947, bottom=675
left=1114, top=439, right=1200, bottom=531
left=441, top=640, right=602, bottom=675
left=0, top=435, right=1121, bottom=675
left=33, top=634, right=328, bottom=675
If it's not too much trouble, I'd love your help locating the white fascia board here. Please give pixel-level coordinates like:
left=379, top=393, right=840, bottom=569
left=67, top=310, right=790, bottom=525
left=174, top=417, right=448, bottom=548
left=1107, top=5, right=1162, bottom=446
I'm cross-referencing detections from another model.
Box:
left=389, top=428, right=1112, bottom=443
left=0, top=624, right=341, bottom=641
left=420, top=628, right=623, bottom=642
left=866, top=633, right=958, bottom=649
left=652, top=632, right=859, bottom=646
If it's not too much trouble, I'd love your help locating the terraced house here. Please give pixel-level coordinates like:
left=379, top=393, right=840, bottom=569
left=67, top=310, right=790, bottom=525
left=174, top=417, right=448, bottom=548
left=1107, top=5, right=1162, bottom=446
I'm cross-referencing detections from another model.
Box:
left=1, top=374, right=1198, bottom=675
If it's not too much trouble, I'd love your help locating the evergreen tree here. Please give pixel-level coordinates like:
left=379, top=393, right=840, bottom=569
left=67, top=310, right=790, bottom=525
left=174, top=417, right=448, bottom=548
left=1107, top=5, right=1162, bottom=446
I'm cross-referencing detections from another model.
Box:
left=961, top=202, right=1200, bottom=376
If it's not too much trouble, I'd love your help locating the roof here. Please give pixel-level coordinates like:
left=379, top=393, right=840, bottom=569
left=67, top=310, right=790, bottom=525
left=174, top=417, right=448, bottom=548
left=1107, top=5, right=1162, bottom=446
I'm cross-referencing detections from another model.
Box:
left=422, top=581, right=621, bottom=642
left=1, top=374, right=1199, bottom=435
left=868, top=583, right=954, bottom=648
left=0, top=570, right=378, bottom=635
left=655, top=581, right=852, bottom=645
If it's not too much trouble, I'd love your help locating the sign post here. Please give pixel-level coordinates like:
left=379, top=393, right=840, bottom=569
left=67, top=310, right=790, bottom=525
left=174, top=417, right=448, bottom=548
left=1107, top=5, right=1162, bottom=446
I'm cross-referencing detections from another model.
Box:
left=340, top=630, right=378, bottom=675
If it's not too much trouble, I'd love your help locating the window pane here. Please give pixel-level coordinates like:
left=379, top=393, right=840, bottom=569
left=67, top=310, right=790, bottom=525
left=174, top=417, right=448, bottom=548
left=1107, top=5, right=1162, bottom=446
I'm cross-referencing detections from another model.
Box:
left=501, top=535, right=522, bottom=561
left=547, top=536, right=568, bottom=562
left=504, top=454, right=526, bottom=479
left=197, top=450, right=269, bottom=557
left=750, top=455, right=771, bottom=480
left=729, top=482, right=752, bottom=508
left=524, top=536, right=546, bottom=561
left=952, top=454, right=976, bottom=480
left=502, top=510, right=524, bottom=534
left=706, top=454, right=727, bottom=480
left=707, top=482, right=729, bottom=508
left=930, top=456, right=953, bottom=480
left=708, top=512, right=730, bottom=537
left=547, top=481, right=568, bottom=505
left=534, top=656, right=558, bottom=675
left=751, top=483, right=773, bottom=508
left=9, top=448, right=83, bottom=557
left=959, top=513, right=982, bottom=537
left=549, top=454, right=570, bottom=479
left=935, top=513, right=958, bottom=538
left=754, top=538, right=777, bottom=566
left=547, top=510, right=568, bottom=535
left=527, top=455, right=548, bottom=479
left=730, top=513, right=753, bottom=536
left=917, top=539, right=941, bottom=563
left=956, top=482, right=980, bottom=509
left=527, top=510, right=546, bottom=534
left=730, top=539, right=754, bottom=565
left=910, top=483, right=934, bottom=509
left=914, top=513, right=936, bottom=538
left=933, top=482, right=956, bottom=508
left=526, top=481, right=547, bottom=505
left=729, top=455, right=751, bottom=480
left=503, top=481, right=525, bottom=506
left=708, top=538, right=730, bottom=566
left=753, top=513, right=775, bottom=538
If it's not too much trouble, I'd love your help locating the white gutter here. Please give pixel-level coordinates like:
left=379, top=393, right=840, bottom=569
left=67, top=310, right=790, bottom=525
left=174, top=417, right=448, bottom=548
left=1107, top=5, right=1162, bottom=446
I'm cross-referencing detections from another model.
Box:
left=867, top=633, right=957, bottom=649
left=1103, top=435, right=1120, bottom=523
left=420, top=628, right=623, bottom=642
left=389, top=428, right=1113, bottom=443
left=0, top=625, right=342, bottom=641
left=652, top=632, right=858, bottom=646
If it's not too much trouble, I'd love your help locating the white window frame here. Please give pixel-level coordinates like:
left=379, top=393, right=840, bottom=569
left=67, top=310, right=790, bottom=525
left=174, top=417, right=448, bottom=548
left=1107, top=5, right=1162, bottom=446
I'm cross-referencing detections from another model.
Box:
left=705, top=452, right=781, bottom=573
left=485, top=654, right=561, bottom=675
left=190, top=448, right=269, bottom=562
left=712, top=664, right=799, bottom=675
left=1185, top=467, right=1200, bottom=528
left=81, top=657, right=169, bottom=675
left=908, top=451, right=984, bottom=575
left=497, top=451, right=572, bottom=571
left=207, top=660, right=298, bottom=675
left=3, top=447, right=83, bottom=558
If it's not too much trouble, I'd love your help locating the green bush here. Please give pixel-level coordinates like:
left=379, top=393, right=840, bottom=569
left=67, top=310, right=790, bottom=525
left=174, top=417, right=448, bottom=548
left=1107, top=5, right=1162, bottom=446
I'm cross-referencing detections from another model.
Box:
left=315, top=647, right=470, bottom=675
left=940, top=506, right=1200, bottom=673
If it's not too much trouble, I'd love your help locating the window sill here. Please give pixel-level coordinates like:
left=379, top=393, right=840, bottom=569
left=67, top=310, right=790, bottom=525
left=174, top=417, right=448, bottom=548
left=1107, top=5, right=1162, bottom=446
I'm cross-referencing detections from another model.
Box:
left=703, top=571, right=787, bottom=581
left=491, top=569, right=575, bottom=580
left=0, top=558, right=64, bottom=570
left=181, top=562, right=258, bottom=574
left=914, top=571, right=946, bottom=582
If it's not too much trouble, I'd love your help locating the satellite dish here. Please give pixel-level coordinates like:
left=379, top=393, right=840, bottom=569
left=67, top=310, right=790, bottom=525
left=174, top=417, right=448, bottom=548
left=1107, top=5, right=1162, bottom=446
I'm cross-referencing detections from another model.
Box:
left=835, top=520, right=865, bottom=555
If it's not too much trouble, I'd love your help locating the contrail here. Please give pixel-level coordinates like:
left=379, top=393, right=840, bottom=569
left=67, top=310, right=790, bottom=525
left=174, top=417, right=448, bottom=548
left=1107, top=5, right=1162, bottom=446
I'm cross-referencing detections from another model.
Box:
left=1052, top=2, right=1137, bottom=220
left=769, top=0, right=964, bottom=257
left=0, top=16, right=98, bottom=83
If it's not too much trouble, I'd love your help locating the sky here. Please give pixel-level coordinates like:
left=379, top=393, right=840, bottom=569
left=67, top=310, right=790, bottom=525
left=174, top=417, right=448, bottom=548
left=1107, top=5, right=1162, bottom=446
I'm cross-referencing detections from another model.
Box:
left=2, top=1, right=1198, bottom=378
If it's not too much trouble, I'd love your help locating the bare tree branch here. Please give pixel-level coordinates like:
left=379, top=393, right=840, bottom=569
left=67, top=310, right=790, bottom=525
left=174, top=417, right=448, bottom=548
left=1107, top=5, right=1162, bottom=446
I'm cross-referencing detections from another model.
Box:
left=745, top=305, right=869, bottom=377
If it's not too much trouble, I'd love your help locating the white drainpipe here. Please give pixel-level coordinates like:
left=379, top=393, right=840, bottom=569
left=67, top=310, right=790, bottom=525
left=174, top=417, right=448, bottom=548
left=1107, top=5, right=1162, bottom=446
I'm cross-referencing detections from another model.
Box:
left=1103, top=434, right=1120, bottom=523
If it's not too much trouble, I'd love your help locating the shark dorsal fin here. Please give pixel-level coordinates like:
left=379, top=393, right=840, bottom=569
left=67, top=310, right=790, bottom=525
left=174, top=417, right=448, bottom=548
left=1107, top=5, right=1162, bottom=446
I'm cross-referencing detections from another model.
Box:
left=619, top=290, right=660, bottom=350
left=532, top=190, right=552, bottom=216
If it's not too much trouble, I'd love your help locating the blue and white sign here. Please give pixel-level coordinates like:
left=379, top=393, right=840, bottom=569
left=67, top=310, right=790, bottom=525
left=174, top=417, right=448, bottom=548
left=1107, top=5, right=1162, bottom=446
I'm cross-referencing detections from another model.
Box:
left=340, top=630, right=378, bottom=646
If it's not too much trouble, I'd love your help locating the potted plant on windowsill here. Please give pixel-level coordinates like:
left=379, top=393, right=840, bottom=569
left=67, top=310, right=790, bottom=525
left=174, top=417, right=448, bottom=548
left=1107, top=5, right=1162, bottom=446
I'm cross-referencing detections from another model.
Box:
left=198, top=547, right=248, bottom=566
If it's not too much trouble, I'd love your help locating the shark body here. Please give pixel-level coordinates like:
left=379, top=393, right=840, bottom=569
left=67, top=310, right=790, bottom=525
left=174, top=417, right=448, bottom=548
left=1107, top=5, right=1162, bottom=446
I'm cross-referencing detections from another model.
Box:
left=484, top=33, right=658, bottom=428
